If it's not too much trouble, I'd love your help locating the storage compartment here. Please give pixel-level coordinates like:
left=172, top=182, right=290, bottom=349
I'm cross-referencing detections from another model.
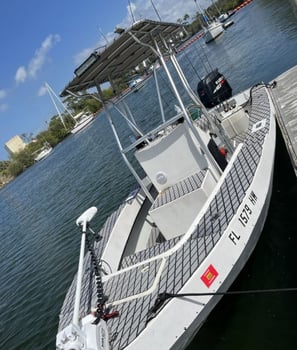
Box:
left=221, top=107, right=249, bottom=139
left=149, top=170, right=217, bottom=239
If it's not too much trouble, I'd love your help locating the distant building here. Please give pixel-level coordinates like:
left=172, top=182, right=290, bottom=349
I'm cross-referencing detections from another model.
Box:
left=4, top=135, right=27, bottom=156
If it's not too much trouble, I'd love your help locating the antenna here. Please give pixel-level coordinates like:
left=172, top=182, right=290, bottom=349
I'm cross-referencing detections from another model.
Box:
left=98, top=27, right=109, bottom=44
left=128, top=0, right=136, bottom=23
left=150, top=0, right=162, bottom=21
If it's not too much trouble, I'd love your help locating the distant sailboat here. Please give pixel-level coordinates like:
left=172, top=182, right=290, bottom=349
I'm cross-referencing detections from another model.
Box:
left=45, top=82, right=73, bottom=132
left=45, top=83, right=94, bottom=134
left=70, top=111, right=95, bottom=134
left=33, top=141, right=52, bottom=162
left=211, top=0, right=235, bottom=29
left=194, top=0, right=224, bottom=43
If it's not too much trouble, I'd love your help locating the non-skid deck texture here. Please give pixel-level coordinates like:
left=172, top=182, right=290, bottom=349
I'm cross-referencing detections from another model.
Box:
left=58, top=203, right=126, bottom=328
left=151, top=170, right=207, bottom=210
left=58, top=85, right=271, bottom=349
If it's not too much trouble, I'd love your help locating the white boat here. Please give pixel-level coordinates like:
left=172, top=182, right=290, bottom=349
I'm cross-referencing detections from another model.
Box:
left=129, top=77, right=147, bottom=92
left=194, top=1, right=224, bottom=43
left=223, top=19, right=234, bottom=29
left=130, top=80, right=146, bottom=92
left=218, top=12, right=235, bottom=29
left=219, top=13, right=229, bottom=22
left=45, top=82, right=94, bottom=134
left=56, top=19, right=276, bottom=350
left=33, top=143, right=52, bottom=162
left=204, top=20, right=224, bottom=43
left=71, top=112, right=95, bottom=134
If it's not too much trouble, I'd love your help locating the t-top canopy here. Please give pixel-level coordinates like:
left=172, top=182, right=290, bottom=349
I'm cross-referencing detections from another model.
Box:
left=60, top=19, right=184, bottom=96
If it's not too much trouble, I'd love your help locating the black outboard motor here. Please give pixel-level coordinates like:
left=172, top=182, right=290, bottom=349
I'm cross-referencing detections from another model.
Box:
left=197, top=69, right=232, bottom=108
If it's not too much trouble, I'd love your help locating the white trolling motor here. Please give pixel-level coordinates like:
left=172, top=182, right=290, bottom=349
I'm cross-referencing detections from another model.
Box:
left=56, top=207, right=110, bottom=350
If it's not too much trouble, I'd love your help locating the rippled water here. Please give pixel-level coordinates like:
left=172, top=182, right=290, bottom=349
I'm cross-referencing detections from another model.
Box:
left=1, top=1, right=297, bottom=349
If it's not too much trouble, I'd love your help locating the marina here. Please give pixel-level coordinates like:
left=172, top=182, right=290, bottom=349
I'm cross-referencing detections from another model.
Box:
left=0, top=1, right=297, bottom=350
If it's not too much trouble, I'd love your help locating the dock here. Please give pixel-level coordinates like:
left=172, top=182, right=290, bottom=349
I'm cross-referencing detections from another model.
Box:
left=270, top=65, right=297, bottom=176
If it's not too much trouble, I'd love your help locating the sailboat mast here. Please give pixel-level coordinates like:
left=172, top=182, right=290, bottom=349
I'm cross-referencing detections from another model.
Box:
left=45, top=82, right=76, bottom=129
left=194, top=0, right=209, bottom=25
left=45, top=83, right=68, bottom=130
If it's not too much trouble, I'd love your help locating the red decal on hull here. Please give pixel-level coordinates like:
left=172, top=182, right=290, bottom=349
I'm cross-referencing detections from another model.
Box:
left=201, top=264, right=218, bottom=287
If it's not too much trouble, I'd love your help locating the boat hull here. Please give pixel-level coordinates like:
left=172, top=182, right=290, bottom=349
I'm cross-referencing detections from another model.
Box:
left=171, top=165, right=274, bottom=350
left=125, top=90, right=276, bottom=349
left=56, top=18, right=278, bottom=350
left=204, top=22, right=224, bottom=43
left=34, top=147, right=53, bottom=161
left=71, top=115, right=94, bottom=134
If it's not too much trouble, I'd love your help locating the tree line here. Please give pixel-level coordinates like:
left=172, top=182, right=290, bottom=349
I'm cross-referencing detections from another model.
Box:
left=0, top=88, right=115, bottom=186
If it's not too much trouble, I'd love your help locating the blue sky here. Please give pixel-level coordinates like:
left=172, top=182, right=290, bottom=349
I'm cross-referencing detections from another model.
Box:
left=0, top=0, right=211, bottom=160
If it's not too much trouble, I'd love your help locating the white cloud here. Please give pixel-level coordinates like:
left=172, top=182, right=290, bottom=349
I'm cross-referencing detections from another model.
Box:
left=73, top=29, right=114, bottom=64
left=0, top=89, right=7, bottom=99
left=15, top=66, right=27, bottom=84
left=28, top=34, right=61, bottom=78
left=15, top=34, right=61, bottom=84
left=74, top=47, right=94, bottom=65
left=73, top=0, right=210, bottom=67
left=38, top=85, right=48, bottom=97
left=122, top=0, right=201, bottom=27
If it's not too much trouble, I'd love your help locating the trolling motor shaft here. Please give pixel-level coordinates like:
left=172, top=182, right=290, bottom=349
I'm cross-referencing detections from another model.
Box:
left=56, top=207, right=110, bottom=350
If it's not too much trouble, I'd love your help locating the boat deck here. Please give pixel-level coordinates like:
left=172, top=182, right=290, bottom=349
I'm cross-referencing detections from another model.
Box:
left=58, top=86, right=273, bottom=350
left=271, top=65, right=297, bottom=176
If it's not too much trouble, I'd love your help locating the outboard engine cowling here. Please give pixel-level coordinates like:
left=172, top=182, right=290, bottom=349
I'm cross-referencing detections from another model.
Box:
left=197, top=69, right=232, bottom=108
